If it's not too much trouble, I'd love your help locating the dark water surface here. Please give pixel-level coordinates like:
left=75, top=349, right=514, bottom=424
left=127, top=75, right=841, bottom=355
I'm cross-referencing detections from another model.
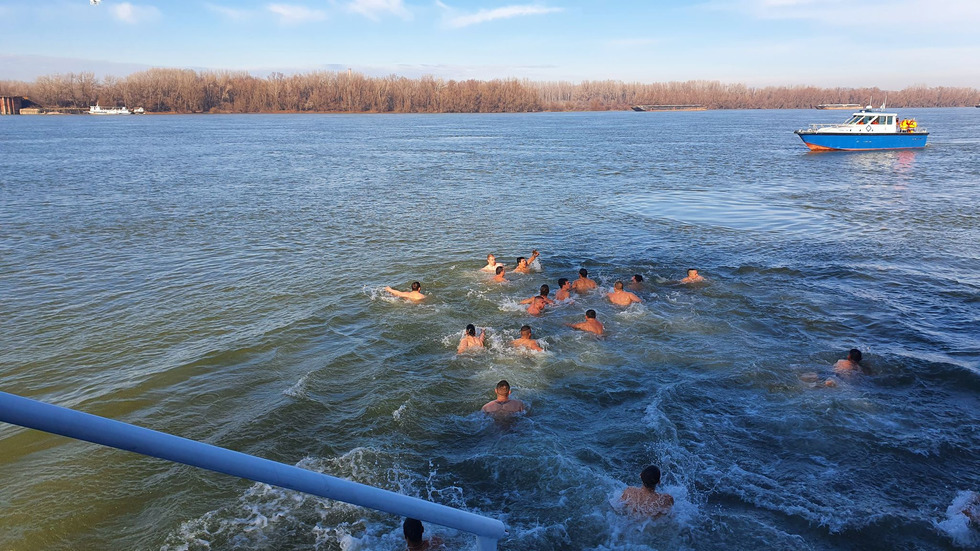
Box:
left=1, top=110, right=978, bottom=550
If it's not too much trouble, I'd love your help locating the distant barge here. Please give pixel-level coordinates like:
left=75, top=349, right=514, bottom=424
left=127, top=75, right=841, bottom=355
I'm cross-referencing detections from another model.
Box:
left=815, top=103, right=863, bottom=110
left=632, top=105, right=705, bottom=112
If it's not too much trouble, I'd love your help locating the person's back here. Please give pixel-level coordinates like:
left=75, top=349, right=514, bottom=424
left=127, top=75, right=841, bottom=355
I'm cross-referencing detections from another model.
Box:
left=572, top=268, right=597, bottom=294
left=833, top=348, right=864, bottom=373
left=385, top=281, right=425, bottom=301
left=621, top=465, right=674, bottom=518
left=457, top=324, right=486, bottom=353
left=608, top=281, right=642, bottom=306
left=512, top=325, right=544, bottom=352
left=482, top=380, right=525, bottom=415
left=569, top=309, right=603, bottom=335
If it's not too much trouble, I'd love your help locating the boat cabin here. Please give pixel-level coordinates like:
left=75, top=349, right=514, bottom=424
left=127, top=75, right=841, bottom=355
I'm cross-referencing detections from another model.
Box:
left=843, top=112, right=896, bottom=126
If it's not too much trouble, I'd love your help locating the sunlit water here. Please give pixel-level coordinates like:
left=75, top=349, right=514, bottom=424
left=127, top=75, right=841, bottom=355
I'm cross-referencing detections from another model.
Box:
left=1, top=110, right=978, bottom=550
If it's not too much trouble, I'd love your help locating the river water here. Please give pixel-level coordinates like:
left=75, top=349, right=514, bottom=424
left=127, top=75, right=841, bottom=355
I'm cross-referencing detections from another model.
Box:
left=1, top=110, right=978, bottom=550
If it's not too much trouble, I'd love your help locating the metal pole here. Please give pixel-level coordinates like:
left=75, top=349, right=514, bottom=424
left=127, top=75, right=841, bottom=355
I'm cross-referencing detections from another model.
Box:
left=0, top=391, right=504, bottom=548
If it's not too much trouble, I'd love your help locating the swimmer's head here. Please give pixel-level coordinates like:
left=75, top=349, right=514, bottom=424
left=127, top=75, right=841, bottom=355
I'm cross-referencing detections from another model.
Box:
left=411, top=281, right=421, bottom=291
left=403, top=518, right=424, bottom=545
left=585, top=309, right=597, bottom=319
left=496, top=266, right=504, bottom=275
left=614, top=281, right=624, bottom=290
left=579, top=268, right=588, bottom=278
left=466, top=324, right=476, bottom=336
left=558, top=277, right=569, bottom=289
left=632, top=274, right=643, bottom=283
left=640, top=465, right=662, bottom=489
left=687, top=269, right=698, bottom=277
left=517, top=257, right=526, bottom=266
left=540, top=284, right=550, bottom=296
left=495, top=380, right=511, bottom=397
left=487, top=254, right=495, bottom=263
left=520, top=325, right=532, bottom=337
left=848, top=348, right=862, bottom=363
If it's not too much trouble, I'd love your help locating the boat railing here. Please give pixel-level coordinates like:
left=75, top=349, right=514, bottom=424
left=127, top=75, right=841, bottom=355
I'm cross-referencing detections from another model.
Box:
left=0, top=391, right=508, bottom=550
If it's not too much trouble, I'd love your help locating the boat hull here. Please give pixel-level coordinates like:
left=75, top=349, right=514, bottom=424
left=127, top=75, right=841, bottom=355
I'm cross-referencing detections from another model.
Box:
left=794, top=131, right=928, bottom=151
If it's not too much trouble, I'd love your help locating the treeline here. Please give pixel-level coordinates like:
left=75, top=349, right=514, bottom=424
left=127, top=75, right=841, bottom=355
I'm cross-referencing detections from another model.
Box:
left=1, top=69, right=977, bottom=113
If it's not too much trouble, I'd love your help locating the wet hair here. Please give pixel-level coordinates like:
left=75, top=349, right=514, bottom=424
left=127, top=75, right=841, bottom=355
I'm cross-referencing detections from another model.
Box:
left=558, top=277, right=569, bottom=288
left=403, top=518, right=424, bottom=544
left=614, top=281, right=624, bottom=290
left=517, top=257, right=526, bottom=264
left=579, top=268, right=589, bottom=277
left=411, top=281, right=421, bottom=291
left=496, top=380, right=511, bottom=392
left=847, top=348, right=862, bottom=363
left=539, top=284, right=550, bottom=296
left=520, top=325, right=532, bottom=335
left=633, top=274, right=643, bottom=283
left=687, top=268, right=698, bottom=276
left=466, top=324, right=476, bottom=336
left=496, top=266, right=504, bottom=275
left=585, top=309, right=597, bottom=319
left=640, top=465, right=662, bottom=489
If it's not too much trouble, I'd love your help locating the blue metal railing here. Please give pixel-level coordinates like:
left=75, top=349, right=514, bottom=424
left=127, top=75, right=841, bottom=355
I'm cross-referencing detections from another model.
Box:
left=0, top=391, right=507, bottom=550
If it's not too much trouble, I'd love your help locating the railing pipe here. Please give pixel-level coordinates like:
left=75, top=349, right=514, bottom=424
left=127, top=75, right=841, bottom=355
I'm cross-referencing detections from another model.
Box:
left=0, top=391, right=506, bottom=549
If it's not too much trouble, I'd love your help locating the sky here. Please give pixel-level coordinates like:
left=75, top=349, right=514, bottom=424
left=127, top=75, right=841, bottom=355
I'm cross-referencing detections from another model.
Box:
left=1, top=0, right=979, bottom=88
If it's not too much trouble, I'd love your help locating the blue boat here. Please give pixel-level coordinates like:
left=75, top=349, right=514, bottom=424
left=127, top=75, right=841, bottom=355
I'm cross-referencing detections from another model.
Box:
left=795, top=105, right=928, bottom=151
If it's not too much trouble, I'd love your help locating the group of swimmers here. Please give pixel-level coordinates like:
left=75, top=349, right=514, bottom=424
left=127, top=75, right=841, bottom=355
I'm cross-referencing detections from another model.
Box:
left=381, top=251, right=891, bottom=547
left=381, top=250, right=708, bottom=532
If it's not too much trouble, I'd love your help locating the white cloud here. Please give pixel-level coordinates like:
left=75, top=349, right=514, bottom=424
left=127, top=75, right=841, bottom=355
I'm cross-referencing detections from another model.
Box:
left=110, top=2, right=161, bottom=24
left=346, top=0, right=412, bottom=21
left=708, top=0, right=980, bottom=31
left=206, top=3, right=253, bottom=21
left=266, top=3, right=328, bottom=24
left=442, top=4, right=563, bottom=29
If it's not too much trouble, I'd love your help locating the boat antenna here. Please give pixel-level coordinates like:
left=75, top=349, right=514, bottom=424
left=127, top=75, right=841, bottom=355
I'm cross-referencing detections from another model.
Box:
left=867, top=96, right=873, bottom=109
left=881, top=95, right=887, bottom=109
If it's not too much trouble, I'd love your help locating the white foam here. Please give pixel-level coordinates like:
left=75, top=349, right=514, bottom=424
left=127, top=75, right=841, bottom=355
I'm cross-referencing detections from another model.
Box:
left=935, top=490, right=980, bottom=548
left=363, top=285, right=401, bottom=303
left=392, top=402, right=407, bottom=422
left=282, top=371, right=312, bottom=399
left=497, top=297, right=527, bottom=312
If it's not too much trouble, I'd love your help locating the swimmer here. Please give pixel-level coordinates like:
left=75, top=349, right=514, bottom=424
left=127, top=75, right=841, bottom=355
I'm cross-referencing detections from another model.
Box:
left=403, top=518, right=443, bottom=551
left=482, top=379, right=525, bottom=415
left=385, top=281, right=425, bottom=301
left=512, top=325, right=544, bottom=352
left=824, top=348, right=868, bottom=387
left=962, top=491, right=980, bottom=525
left=492, top=265, right=507, bottom=283
left=457, top=324, right=486, bottom=353
left=833, top=348, right=864, bottom=372
left=480, top=253, right=504, bottom=273
left=620, top=465, right=674, bottom=518
left=555, top=278, right=573, bottom=301
left=568, top=309, right=604, bottom=336
left=513, top=250, right=540, bottom=274
left=608, top=280, right=642, bottom=306
left=679, top=268, right=706, bottom=284
left=571, top=268, right=598, bottom=294
left=628, top=274, right=644, bottom=291
left=520, top=284, right=554, bottom=315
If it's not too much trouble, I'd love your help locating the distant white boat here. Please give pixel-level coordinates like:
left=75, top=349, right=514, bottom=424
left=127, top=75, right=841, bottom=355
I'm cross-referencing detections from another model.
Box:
left=89, top=104, right=131, bottom=115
